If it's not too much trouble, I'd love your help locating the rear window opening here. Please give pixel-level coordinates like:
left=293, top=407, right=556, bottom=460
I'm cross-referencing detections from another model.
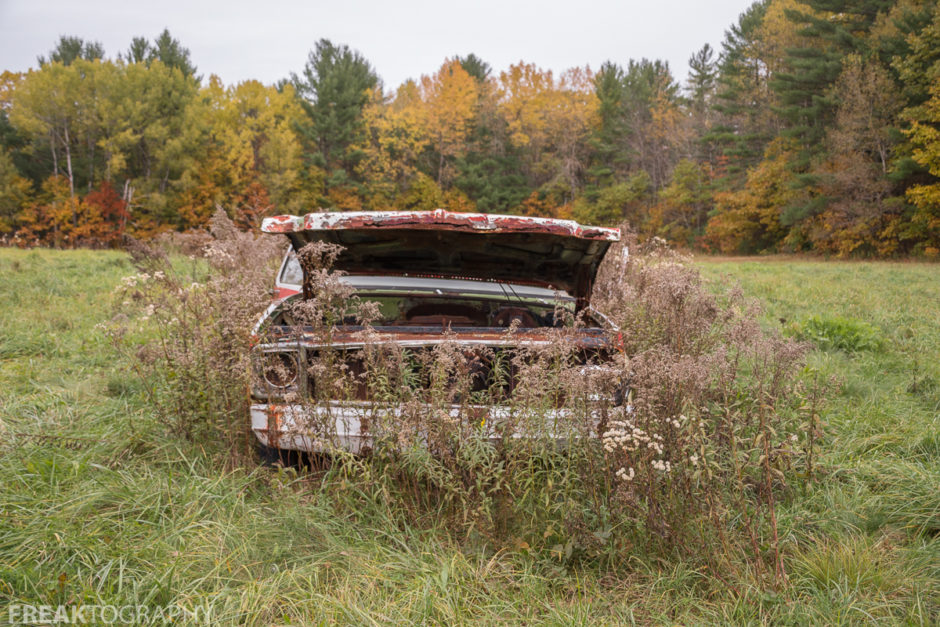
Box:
left=264, top=294, right=588, bottom=330
left=273, top=251, right=601, bottom=329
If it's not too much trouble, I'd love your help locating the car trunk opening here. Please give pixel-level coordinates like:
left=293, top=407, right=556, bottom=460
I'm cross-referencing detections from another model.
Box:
left=261, top=210, right=620, bottom=307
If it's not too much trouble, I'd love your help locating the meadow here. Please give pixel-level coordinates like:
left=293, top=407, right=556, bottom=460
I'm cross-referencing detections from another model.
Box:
left=0, top=247, right=936, bottom=625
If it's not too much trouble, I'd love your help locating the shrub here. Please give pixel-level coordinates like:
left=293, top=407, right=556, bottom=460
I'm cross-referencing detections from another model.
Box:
left=789, top=315, right=883, bottom=352
left=591, top=234, right=824, bottom=582
left=105, top=208, right=282, bottom=459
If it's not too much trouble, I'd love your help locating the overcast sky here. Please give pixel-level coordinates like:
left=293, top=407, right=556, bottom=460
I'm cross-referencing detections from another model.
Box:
left=1, top=0, right=755, bottom=91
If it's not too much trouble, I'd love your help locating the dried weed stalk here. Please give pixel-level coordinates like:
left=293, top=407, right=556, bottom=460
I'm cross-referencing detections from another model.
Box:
left=106, top=208, right=282, bottom=459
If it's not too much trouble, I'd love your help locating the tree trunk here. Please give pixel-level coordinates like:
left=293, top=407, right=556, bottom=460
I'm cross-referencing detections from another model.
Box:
left=121, top=179, right=133, bottom=237
left=437, top=133, right=445, bottom=186
left=51, top=130, right=58, bottom=176
left=64, top=126, right=75, bottom=198
left=88, top=134, right=95, bottom=192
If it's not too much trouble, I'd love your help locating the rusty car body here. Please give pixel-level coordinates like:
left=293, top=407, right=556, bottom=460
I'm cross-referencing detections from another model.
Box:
left=250, top=209, right=622, bottom=456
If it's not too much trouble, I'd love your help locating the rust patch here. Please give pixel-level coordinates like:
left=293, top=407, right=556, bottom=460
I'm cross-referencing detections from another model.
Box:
left=261, top=209, right=620, bottom=241
left=265, top=405, right=284, bottom=449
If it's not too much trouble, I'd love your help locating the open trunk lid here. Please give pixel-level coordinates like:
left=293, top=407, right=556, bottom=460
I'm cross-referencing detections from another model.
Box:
left=261, top=210, right=620, bottom=304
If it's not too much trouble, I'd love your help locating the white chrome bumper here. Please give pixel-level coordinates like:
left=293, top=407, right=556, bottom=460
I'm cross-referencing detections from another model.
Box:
left=250, top=402, right=605, bottom=453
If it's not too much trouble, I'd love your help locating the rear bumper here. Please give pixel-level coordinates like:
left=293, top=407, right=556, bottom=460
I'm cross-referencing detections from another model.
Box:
left=250, top=402, right=603, bottom=453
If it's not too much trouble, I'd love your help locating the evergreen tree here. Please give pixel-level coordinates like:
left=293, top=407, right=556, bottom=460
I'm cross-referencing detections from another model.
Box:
left=773, top=3, right=890, bottom=161
left=292, top=39, right=379, bottom=197
left=120, top=30, right=198, bottom=81
left=457, top=54, right=491, bottom=82
left=708, top=1, right=774, bottom=185
left=687, top=44, right=717, bottom=114
left=150, top=29, right=198, bottom=79
left=621, top=59, right=682, bottom=189
left=38, top=36, right=105, bottom=66
left=772, top=0, right=896, bottom=222
left=453, top=54, right=526, bottom=212
left=123, top=37, right=152, bottom=64
left=587, top=61, right=629, bottom=189
left=586, top=59, right=679, bottom=193
left=686, top=43, right=718, bottom=161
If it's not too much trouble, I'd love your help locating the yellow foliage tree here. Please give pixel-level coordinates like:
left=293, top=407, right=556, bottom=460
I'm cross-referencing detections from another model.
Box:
left=706, top=139, right=794, bottom=253
left=497, top=63, right=598, bottom=192
left=175, top=76, right=309, bottom=227
left=904, top=79, right=940, bottom=255
left=357, top=82, right=430, bottom=210
left=420, top=60, right=478, bottom=187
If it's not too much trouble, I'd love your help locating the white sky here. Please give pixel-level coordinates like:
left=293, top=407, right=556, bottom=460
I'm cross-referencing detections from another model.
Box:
left=1, top=0, right=755, bottom=91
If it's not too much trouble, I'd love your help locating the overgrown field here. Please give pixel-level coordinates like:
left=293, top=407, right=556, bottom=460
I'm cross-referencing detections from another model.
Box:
left=0, top=248, right=937, bottom=625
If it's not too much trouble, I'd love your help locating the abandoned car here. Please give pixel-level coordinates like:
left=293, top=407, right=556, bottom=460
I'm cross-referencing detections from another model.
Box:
left=250, top=209, right=623, bottom=456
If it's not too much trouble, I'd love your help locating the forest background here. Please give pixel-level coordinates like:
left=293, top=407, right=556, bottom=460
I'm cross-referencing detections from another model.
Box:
left=1, top=0, right=939, bottom=257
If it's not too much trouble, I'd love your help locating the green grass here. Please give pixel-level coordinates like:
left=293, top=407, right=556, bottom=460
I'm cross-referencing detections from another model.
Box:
left=0, top=249, right=937, bottom=625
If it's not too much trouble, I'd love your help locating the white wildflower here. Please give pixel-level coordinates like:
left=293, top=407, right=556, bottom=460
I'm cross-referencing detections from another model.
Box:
left=652, top=459, right=671, bottom=473
left=615, top=467, right=635, bottom=482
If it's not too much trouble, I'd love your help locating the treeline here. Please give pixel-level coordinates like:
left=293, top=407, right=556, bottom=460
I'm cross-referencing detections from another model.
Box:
left=1, top=1, right=939, bottom=255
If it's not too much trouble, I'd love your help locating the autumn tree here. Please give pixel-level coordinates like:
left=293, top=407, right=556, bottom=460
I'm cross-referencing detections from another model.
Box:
left=900, top=5, right=940, bottom=255
left=0, top=148, right=31, bottom=234
left=356, top=81, right=429, bottom=210
left=648, top=159, right=713, bottom=244
left=10, top=61, right=85, bottom=197
left=706, top=138, right=795, bottom=253
left=810, top=55, right=904, bottom=255
left=4, top=16, right=940, bottom=255
left=904, top=81, right=940, bottom=254
left=497, top=62, right=597, bottom=203
left=9, top=56, right=200, bottom=238
left=173, top=77, right=308, bottom=228
left=420, top=59, right=479, bottom=187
